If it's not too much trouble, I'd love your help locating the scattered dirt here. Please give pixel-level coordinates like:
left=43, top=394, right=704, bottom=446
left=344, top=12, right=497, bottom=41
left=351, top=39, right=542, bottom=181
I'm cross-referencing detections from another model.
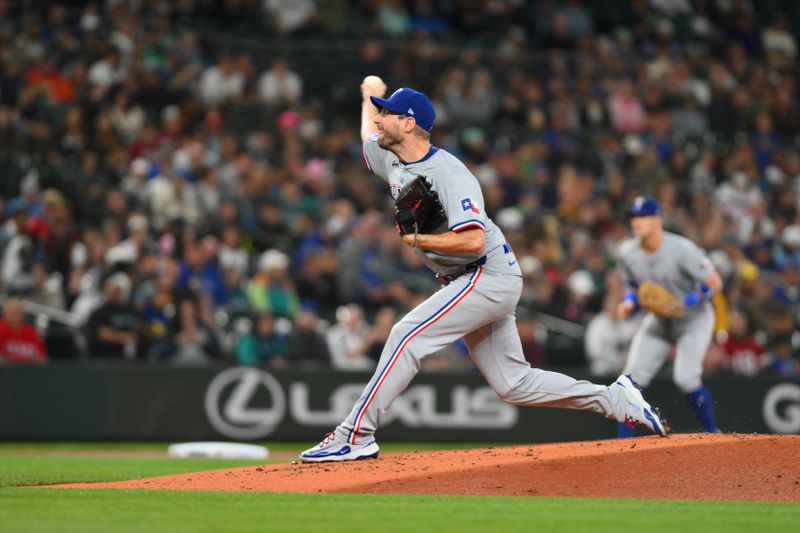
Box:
left=47, top=434, right=800, bottom=502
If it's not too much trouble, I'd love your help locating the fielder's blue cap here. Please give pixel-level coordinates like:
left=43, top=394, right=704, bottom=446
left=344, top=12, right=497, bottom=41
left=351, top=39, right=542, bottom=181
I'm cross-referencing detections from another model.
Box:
left=371, top=88, right=436, bottom=132
left=627, top=196, right=662, bottom=217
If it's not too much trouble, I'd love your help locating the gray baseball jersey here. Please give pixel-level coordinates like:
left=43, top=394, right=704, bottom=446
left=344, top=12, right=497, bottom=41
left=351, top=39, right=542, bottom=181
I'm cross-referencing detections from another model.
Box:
left=333, top=136, right=638, bottom=446
left=363, top=133, right=507, bottom=277
left=617, top=231, right=716, bottom=392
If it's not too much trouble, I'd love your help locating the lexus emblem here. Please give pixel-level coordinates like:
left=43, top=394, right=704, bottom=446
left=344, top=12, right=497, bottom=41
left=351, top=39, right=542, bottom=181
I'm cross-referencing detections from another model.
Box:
left=205, top=367, right=287, bottom=439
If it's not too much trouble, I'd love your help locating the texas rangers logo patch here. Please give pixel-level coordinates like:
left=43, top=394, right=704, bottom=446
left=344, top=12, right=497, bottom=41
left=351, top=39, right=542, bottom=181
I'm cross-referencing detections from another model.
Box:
left=461, top=197, right=480, bottom=214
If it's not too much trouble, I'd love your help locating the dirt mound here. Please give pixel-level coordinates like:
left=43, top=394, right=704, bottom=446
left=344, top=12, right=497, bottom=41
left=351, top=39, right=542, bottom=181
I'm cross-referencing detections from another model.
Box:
left=51, top=434, right=800, bottom=502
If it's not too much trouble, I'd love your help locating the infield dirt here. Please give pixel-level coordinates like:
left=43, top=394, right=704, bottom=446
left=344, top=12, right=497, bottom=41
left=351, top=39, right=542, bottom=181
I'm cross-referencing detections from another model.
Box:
left=51, top=433, right=800, bottom=502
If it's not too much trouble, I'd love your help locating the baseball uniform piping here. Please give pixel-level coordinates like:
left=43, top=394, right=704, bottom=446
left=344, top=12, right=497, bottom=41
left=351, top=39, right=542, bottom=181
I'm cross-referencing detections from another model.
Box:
left=450, top=219, right=485, bottom=232
left=348, top=265, right=483, bottom=444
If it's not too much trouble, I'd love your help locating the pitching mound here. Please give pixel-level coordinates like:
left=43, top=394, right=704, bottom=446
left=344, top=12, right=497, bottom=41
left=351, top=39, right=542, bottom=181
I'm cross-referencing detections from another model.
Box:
left=52, top=434, right=800, bottom=502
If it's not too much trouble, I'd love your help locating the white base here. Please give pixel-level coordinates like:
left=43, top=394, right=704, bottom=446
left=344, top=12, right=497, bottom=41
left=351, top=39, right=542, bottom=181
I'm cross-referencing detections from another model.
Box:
left=167, top=442, right=269, bottom=459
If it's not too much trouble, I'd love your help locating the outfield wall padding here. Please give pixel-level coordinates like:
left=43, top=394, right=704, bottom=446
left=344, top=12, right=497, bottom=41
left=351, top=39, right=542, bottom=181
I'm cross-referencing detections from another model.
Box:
left=1, top=365, right=798, bottom=441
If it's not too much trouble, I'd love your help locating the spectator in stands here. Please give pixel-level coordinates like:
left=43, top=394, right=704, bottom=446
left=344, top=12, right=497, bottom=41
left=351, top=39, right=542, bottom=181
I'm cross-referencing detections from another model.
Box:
left=765, top=332, right=799, bottom=376
left=0, top=298, right=47, bottom=364
left=325, top=304, right=375, bottom=371
left=197, top=55, right=244, bottom=106
left=263, top=0, right=318, bottom=36
left=376, top=0, right=412, bottom=37
left=120, top=158, right=151, bottom=208
left=585, top=295, right=640, bottom=377
left=295, top=247, right=341, bottom=320
left=109, top=91, right=145, bottom=144
left=153, top=298, right=222, bottom=365
left=1, top=198, right=35, bottom=295
left=516, top=309, right=547, bottom=369
left=235, top=312, right=288, bottom=368
left=222, top=265, right=250, bottom=318
left=761, top=18, right=797, bottom=69
left=257, top=58, right=302, bottom=107
left=178, top=241, right=227, bottom=308
left=715, top=309, right=766, bottom=376
left=287, top=306, right=330, bottom=367
left=337, top=212, right=395, bottom=311
left=33, top=189, right=77, bottom=284
left=248, top=250, right=300, bottom=319
left=767, top=311, right=800, bottom=376
left=777, top=225, right=800, bottom=271
left=607, top=80, right=646, bottom=134
left=145, top=162, right=202, bottom=231
left=87, top=274, right=138, bottom=359
left=249, top=200, right=292, bottom=254
left=219, top=225, right=249, bottom=275
left=87, top=49, right=125, bottom=90
left=105, top=213, right=149, bottom=267
left=561, top=270, right=599, bottom=324
left=364, top=306, right=397, bottom=362
left=141, top=285, right=174, bottom=356
left=773, top=265, right=800, bottom=309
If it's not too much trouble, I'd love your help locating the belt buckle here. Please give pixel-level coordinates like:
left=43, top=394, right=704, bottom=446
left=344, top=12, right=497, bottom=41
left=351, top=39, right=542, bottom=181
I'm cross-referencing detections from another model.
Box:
left=466, top=255, right=487, bottom=272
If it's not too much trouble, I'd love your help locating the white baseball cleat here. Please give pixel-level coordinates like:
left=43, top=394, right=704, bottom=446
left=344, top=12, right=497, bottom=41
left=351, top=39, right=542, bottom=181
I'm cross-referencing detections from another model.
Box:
left=299, top=432, right=380, bottom=462
left=613, top=374, right=670, bottom=437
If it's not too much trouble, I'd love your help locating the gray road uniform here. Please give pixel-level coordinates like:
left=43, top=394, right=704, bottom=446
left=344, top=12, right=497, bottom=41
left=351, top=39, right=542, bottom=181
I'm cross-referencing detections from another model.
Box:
left=335, top=134, right=625, bottom=445
left=617, top=232, right=716, bottom=393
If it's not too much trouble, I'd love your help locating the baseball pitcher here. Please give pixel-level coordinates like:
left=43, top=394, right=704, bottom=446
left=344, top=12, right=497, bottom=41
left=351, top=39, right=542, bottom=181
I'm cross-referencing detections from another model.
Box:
left=616, top=196, right=722, bottom=436
left=299, top=78, right=669, bottom=462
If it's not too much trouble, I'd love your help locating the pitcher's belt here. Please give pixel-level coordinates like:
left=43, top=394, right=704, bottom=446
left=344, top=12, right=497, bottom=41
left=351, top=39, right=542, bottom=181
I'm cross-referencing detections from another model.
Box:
left=437, top=255, right=487, bottom=284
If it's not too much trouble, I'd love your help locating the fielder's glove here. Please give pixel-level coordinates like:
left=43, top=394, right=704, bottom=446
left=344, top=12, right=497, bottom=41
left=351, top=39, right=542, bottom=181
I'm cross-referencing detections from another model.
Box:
left=394, top=176, right=447, bottom=242
left=638, top=282, right=684, bottom=318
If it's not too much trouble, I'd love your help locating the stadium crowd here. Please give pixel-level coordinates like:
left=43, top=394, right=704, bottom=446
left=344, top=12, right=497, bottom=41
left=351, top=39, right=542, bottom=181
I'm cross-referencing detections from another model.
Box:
left=0, top=0, right=799, bottom=376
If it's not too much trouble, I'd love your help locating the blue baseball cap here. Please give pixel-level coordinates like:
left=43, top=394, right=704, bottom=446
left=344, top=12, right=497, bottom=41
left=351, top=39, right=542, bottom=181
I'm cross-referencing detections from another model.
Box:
left=4, top=197, right=29, bottom=217
left=371, top=88, right=436, bottom=132
left=627, top=196, right=662, bottom=217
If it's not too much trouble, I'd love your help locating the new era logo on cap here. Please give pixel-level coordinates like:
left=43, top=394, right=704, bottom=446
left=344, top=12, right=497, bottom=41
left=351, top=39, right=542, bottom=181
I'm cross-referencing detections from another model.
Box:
left=627, top=196, right=662, bottom=217
left=371, top=87, right=436, bottom=132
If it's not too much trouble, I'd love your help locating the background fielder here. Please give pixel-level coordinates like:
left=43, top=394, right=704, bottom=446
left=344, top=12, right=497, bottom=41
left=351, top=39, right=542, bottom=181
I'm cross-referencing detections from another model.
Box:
left=299, top=77, right=668, bottom=462
left=617, top=196, right=723, bottom=436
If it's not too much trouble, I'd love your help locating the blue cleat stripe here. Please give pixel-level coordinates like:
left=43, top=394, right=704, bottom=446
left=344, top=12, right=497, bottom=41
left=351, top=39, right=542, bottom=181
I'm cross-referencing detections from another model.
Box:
left=302, top=446, right=352, bottom=458
left=643, top=408, right=663, bottom=436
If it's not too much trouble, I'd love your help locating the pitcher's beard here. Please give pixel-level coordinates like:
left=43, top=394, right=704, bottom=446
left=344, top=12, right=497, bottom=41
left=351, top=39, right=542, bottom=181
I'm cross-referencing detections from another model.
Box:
left=377, top=130, right=401, bottom=149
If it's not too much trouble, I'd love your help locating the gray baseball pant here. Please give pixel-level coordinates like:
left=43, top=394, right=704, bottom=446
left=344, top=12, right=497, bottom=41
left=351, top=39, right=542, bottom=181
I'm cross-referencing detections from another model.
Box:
left=335, top=251, right=618, bottom=445
left=624, top=305, right=715, bottom=393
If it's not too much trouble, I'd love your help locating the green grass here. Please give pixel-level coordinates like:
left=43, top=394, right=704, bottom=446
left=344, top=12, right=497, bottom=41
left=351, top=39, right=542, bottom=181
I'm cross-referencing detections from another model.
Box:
left=2, top=490, right=798, bottom=533
left=0, top=456, right=267, bottom=488
left=0, top=441, right=176, bottom=451
left=0, top=443, right=797, bottom=533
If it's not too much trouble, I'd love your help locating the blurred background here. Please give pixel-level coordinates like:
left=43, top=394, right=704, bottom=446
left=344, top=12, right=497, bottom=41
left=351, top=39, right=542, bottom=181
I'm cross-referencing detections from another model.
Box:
left=1, top=0, right=799, bottom=441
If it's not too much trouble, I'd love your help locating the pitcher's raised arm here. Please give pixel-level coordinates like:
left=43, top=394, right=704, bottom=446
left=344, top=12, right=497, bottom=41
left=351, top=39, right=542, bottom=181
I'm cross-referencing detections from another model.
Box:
left=360, top=75, right=386, bottom=142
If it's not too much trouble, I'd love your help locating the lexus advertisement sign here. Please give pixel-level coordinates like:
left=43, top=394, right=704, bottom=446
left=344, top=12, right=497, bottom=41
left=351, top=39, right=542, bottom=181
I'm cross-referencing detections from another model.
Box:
left=203, top=367, right=518, bottom=441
